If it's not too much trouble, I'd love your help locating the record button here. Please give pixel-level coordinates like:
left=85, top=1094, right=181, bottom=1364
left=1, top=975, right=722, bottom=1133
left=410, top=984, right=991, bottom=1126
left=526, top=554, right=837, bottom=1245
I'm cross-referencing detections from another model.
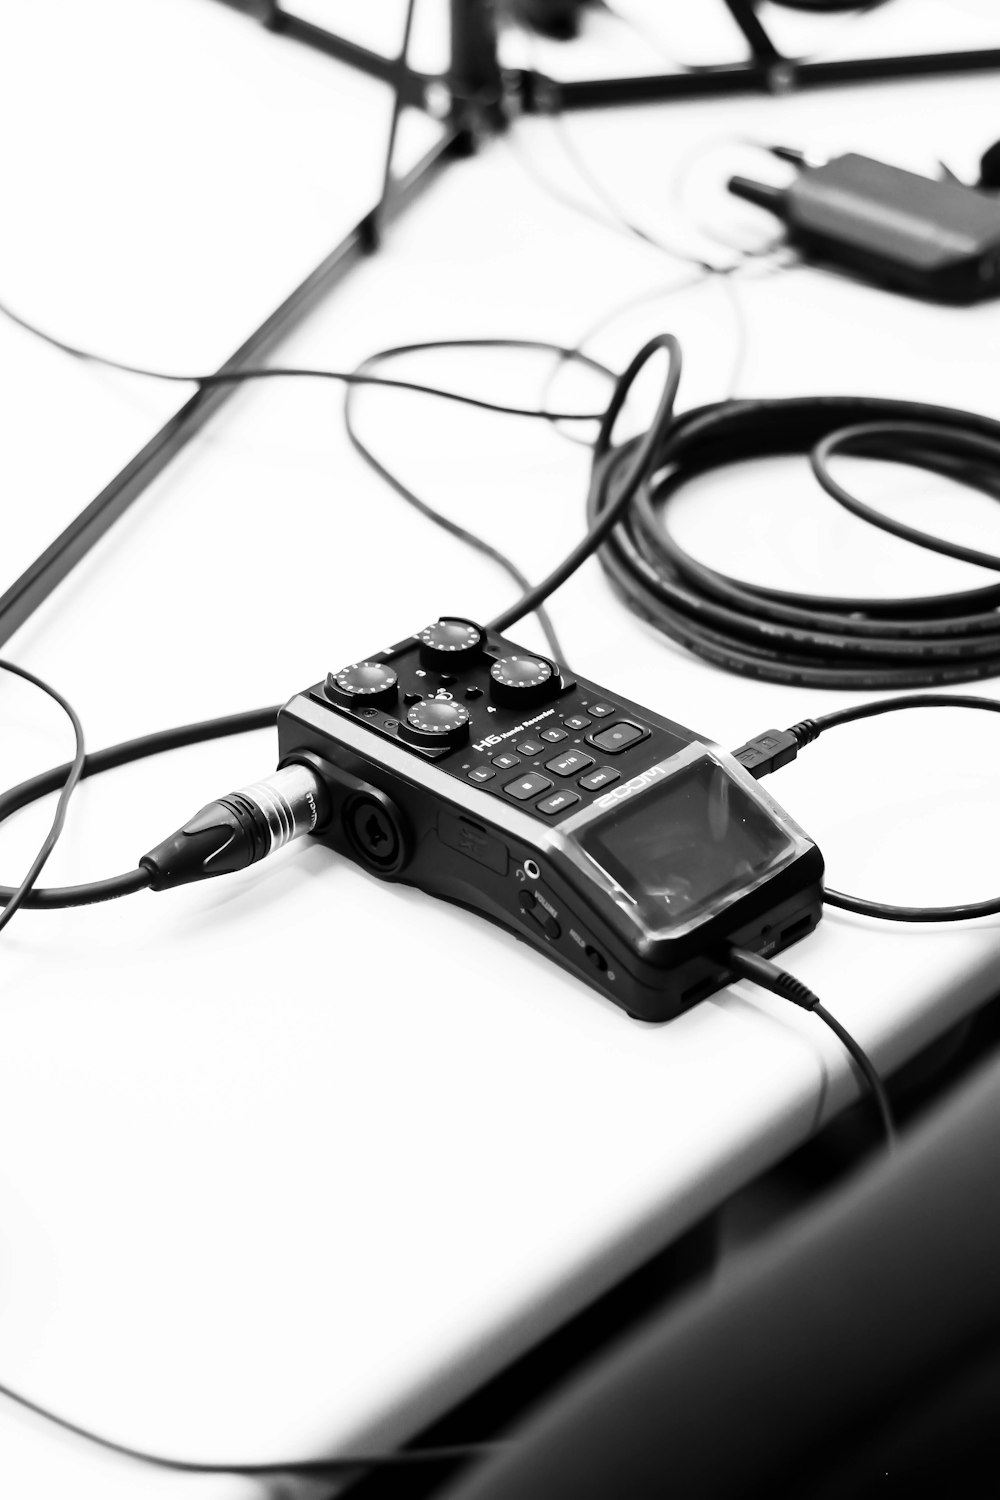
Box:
left=589, top=721, right=648, bottom=754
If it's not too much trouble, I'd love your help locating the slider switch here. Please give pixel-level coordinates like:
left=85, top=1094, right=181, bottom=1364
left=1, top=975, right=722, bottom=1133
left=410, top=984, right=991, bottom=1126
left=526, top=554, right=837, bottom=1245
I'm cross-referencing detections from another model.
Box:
left=519, top=890, right=560, bottom=940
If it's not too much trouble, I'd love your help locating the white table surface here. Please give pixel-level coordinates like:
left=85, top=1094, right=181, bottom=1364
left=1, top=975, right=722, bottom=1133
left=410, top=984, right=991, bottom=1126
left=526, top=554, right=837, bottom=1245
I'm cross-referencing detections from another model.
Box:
left=2, top=1, right=1000, bottom=1495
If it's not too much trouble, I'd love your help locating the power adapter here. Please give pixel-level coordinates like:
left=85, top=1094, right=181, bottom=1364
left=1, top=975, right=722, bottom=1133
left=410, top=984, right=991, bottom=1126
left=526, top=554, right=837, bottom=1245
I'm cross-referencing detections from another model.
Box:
left=728, top=151, right=1000, bottom=302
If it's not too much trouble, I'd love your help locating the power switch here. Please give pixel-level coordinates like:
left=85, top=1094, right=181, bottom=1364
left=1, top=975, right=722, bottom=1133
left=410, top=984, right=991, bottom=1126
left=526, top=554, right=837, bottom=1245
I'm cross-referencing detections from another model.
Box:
left=519, top=890, right=560, bottom=940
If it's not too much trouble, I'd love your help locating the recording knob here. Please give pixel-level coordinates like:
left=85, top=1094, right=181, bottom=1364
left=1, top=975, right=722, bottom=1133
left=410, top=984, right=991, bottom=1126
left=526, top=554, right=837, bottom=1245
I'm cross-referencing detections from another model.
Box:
left=489, top=654, right=558, bottom=708
left=327, top=661, right=398, bottom=709
left=400, top=695, right=471, bottom=749
left=417, top=618, right=484, bottom=672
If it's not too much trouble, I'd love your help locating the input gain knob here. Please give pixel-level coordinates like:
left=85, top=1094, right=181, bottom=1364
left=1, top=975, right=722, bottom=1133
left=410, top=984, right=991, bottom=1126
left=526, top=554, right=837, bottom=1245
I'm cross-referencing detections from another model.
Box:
left=327, top=661, right=399, bottom=709
left=417, top=618, right=484, bottom=672
left=400, top=695, right=471, bottom=749
left=489, top=654, right=557, bottom=708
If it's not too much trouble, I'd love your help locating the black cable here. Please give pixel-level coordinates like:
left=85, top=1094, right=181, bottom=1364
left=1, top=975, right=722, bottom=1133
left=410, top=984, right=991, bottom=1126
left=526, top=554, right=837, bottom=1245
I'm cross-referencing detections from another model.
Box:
left=811, top=422, right=1000, bottom=574
left=0, top=705, right=279, bottom=911
left=0, top=297, right=607, bottom=425
left=491, top=332, right=683, bottom=633
left=342, top=339, right=617, bottom=665
left=0, top=1375, right=496, bottom=1479
left=787, top=693, right=1000, bottom=922
left=537, top=269, right=710, bottom=448
left=590, top=395, right=1000, bottom=690
left=0, top=659, right=86, bottom=932
left=812, top=1001, right=896, bottom=1147
left=727, top=946, right=896, bottom=1149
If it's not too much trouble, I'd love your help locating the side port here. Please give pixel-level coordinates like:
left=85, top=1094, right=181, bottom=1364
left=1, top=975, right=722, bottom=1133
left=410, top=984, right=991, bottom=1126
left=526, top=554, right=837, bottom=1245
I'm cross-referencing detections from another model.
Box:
left=346, top=797, right=405, bottom=871
left=681, top=975, right=722, bottom=1007
left=780, top=913, right=814, bottom=946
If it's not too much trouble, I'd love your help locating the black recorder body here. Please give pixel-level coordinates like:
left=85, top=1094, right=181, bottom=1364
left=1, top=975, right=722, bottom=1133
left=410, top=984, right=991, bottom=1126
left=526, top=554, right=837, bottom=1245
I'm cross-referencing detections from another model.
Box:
left=276, top=620, right=825, bottom=1022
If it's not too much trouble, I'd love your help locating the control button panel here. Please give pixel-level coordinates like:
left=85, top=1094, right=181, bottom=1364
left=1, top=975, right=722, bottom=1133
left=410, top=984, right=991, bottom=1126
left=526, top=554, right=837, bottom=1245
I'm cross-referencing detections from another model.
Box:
left=313, top=622, right=682, bottom=827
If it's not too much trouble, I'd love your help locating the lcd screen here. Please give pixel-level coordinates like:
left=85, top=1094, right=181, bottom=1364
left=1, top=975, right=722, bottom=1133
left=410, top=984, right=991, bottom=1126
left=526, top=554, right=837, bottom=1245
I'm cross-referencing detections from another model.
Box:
left=579, top=756, right=795, bottom=933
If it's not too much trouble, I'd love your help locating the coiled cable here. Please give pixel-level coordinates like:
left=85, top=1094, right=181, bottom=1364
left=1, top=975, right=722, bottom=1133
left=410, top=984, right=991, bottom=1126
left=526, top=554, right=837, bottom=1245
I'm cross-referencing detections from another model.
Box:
left=590, top=395, right=1000, bottom=690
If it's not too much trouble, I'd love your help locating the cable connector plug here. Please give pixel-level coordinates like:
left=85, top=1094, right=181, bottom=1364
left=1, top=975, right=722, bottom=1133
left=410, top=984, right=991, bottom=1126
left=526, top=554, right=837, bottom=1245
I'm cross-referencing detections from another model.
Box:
left=731, top=727, right=799, bottom=780
left=140, top=762, right=329, bottom=892
left=726, top=947, right=819, bottom=1011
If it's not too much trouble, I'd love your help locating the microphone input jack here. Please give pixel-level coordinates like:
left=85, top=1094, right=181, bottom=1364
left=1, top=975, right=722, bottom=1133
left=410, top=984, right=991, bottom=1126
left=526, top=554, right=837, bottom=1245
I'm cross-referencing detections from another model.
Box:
left=345, top=794, right=408, bottom=874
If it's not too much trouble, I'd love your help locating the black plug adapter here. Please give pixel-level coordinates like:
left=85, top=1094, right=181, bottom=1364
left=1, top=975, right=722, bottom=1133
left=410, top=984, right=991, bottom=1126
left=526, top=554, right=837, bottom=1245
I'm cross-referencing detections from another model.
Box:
left=729, top=152, right=1000, bottom=302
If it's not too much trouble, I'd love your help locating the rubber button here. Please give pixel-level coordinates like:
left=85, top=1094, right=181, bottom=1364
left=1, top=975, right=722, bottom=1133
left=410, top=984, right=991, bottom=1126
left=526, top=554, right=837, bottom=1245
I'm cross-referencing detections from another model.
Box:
left=516, top=737, right=546, bottom=756
left=537, top=790, right=580, bottom=816
left=492, top=752, right=520, bottom=769
left=540, top=727, right=567, bottom=743
left=579, top=766, right=620, bottom=791
left=545, top=749, right=594, bottom=777
left=564, top=715, right=592, bottom=730
left=504, top=771, right=553, bottom=801
left=468, top=766, right=495, bottom=783
left=589, top=703, right=615, bottom=718
left=589, top=721, right=648, bottom=754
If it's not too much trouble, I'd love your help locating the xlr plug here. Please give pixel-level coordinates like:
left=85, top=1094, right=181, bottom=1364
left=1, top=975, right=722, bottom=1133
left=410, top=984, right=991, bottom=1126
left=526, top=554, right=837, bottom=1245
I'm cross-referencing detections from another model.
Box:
left=140, top=763, right=330, bottom=891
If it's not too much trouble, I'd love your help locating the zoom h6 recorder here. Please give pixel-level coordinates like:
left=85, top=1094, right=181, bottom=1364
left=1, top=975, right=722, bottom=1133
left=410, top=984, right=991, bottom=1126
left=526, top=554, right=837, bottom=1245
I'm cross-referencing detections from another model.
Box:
left=256, top=619, right=824, bottom=1022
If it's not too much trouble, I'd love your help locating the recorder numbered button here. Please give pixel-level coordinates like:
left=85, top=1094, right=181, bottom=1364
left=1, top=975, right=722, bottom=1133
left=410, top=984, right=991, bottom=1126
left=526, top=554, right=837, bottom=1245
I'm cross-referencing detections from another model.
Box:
left=503, top=772, right=553, bottom=802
